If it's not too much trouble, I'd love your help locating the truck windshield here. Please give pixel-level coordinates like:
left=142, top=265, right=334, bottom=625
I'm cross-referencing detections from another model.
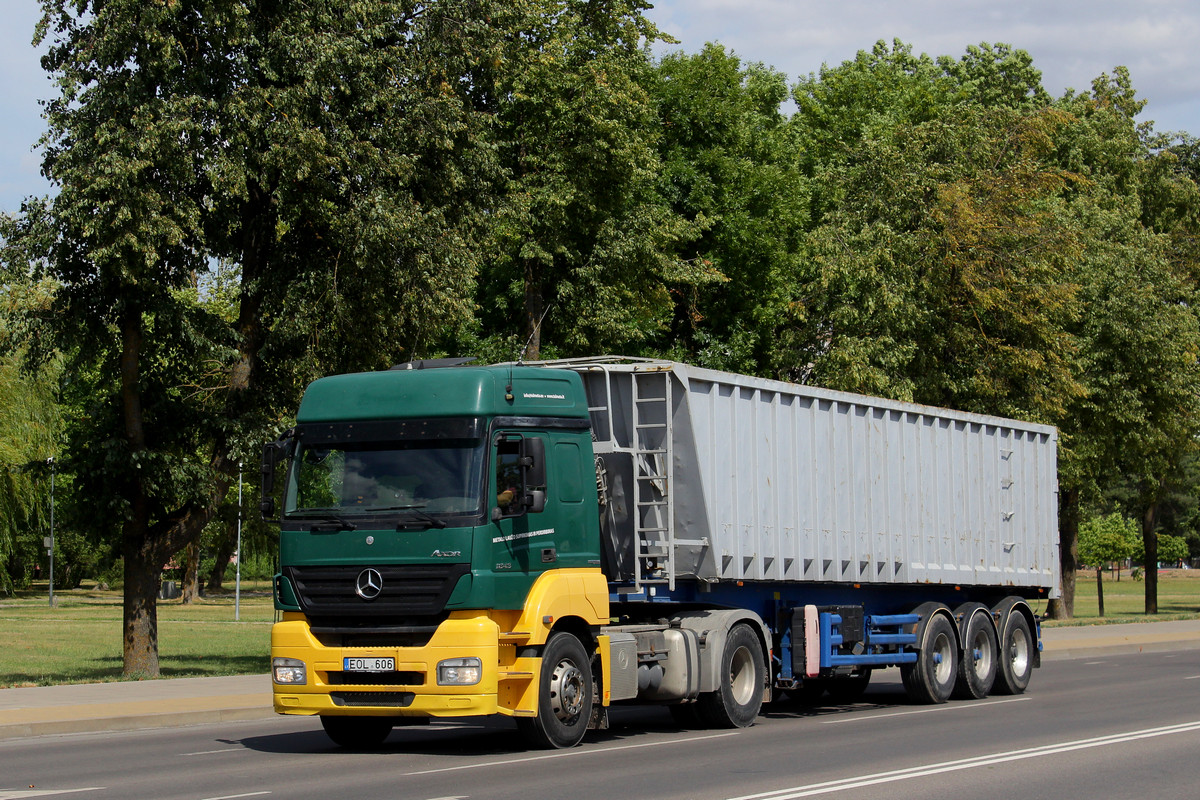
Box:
left=285, top=438, right=485, bottom=519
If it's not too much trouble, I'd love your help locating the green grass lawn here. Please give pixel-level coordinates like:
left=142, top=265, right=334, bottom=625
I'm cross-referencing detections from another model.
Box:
left=1042, top=568, right=1200, bottom=626
left=0, top=582, right=275, bottom=688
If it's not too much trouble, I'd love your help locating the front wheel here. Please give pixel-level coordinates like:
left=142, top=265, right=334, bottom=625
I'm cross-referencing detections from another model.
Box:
left=518, top=632, right=594, bottom=749
left=320, top=715, right=395, bottom=749
left=698, top=624, right=765, bottom=728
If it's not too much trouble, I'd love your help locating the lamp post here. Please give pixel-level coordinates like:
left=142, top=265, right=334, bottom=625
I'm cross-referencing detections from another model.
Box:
left=47, top=457, right=55, bottom=608
left=236, top=461, right=243, bottom=621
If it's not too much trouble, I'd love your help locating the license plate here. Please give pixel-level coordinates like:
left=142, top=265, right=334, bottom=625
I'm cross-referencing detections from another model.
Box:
left=343, top=656, right=395, bottom=672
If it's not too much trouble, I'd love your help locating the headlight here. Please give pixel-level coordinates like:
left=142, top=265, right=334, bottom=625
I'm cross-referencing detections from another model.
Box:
left=437, top=657, right=482, bottom=686
left=273, top=657, right=307, bottom=685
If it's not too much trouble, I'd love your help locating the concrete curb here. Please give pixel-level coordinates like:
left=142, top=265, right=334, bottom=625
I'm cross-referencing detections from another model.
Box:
left=1040, top=619, right=1200, bottom=661
left=0, top=675, right=274, bottom=741
left=0, top=705, right=275, bottom=741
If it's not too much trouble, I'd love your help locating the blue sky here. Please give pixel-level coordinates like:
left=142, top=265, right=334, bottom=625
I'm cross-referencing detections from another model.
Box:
left=3, top=0, right=1198, bottom=215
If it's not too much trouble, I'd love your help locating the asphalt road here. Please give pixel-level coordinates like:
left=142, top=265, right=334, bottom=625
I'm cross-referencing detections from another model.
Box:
left=2, top=648, right=1199, bottom=800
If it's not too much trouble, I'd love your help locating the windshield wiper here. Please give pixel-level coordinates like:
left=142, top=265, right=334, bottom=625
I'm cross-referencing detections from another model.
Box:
left=373, top=504, right=448, bottom=530
left=289, top=509, right=359, bottom=531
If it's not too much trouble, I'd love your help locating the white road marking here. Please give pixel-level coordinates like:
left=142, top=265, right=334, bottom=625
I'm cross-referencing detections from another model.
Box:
left=0, top=791, right=104, bottom=800
left=1184, top=675, right=1200, bottom=680
left=818, top=696, right=1028, bottom=724
left=197, top=793, right=270, bottom=800
left=403, top=731, right=742, bottom=776
left=181, top=748, right=243, bottom=756
left=726, top=720, right=1200, bottom=800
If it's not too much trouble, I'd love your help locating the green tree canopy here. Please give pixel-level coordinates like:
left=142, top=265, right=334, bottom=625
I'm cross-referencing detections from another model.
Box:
left=1077, top=512, right=1137, bottom=568
left=472, top=0, right=698, bottom=361
left=649, top=43, right=806, bottom=374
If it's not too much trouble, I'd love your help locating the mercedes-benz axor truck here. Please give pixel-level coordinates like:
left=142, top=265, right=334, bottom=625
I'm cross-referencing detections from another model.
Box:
left=263, top=357, right=1058, bottom=749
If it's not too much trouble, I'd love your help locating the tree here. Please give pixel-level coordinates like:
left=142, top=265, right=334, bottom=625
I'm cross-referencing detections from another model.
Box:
left=1156, top=533, right=1189, bottom=567
left=11, top=0, right=501, bottom=676
left=0, top=279, right=61, bottom=593
left=471, top=0, right=698, bottom=361
left=787, top=41, right=1081, bottom=408
left=1077, top=512, right=1137, bottom=616
left=1052, top=70, right=1200, bottom=616
left=648, top=44, right=807, bottom=374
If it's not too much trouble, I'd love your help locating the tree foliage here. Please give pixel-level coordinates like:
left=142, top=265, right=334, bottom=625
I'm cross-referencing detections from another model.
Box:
left=648, top=44, right=805, bottom=374
left=0, top=282, right=62, bottom=593
left=1077, top=512, right=1137, bottom=570
left=472, top=0, right=697, bottom=361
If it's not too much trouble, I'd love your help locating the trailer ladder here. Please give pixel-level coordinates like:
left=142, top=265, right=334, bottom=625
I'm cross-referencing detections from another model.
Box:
left=632, top=368, right=675, bottom=590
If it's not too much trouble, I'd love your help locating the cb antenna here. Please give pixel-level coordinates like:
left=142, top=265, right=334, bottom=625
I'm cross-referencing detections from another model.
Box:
left=517, top=302, right=554, bottom=365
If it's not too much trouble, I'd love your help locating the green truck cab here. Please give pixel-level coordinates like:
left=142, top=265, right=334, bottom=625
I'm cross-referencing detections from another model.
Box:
left=266, top=362, right=612, bottom=749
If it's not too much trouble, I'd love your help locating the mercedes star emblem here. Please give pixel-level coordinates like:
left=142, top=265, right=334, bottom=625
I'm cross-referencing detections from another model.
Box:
left=355, top=568, right=383, bottom=600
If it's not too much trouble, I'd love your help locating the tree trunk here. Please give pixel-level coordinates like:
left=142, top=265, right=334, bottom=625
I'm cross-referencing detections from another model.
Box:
left=206, top=520, right=237, bottom=592
left=1143, top=501, right=1159, bottom=614
left=119, top=308, right=162, bottom=677
left=522, top=258, right=543, bottom=361
left=1095, top=566, right=1104, bottom=617
left=1046, top=486, right=1079, bottom=619
left=180, top=541, right=201, bottom=604
left=122, top=533, right=161, bottom=678
left=117, top=309, right=230, bottom=674
left=115, top=187, right=266, bottom=676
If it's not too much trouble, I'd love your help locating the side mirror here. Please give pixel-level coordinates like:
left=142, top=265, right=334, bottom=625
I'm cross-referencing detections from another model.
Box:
left=523, top=436, right=546, bottom=488
left=261, top=438, right=294, bottom=521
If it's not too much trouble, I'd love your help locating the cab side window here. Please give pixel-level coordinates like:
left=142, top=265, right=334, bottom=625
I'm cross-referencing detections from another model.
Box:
left=493, top=433, right=548, bottom=518
left=495, top=438, right=523, bottom=510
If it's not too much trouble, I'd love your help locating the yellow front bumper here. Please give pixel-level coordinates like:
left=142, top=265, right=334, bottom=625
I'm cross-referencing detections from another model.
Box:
left=271, top=612, right=536, bottom=718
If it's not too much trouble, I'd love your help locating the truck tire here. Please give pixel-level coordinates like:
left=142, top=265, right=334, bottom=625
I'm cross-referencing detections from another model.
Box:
left=320, top=715, right=395, bottom=749
left=698, top=624, right=764, bottom=728
left=901, top=612, right=957, bottom=704
left=993, top=610, right=1034, bottom=695
left=518, top=632, right=594, bottom=749
left=953, top=606, right=998, bottom=700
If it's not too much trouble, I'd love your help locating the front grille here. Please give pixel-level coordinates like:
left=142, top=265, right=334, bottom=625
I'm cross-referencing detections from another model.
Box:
left=326, top=671, right=423, bottom=686
left=285, top=564, right=469, bottom=617
left=310, top=623, right=441, bottom=648
left=331, top=691, right=415, bottom=707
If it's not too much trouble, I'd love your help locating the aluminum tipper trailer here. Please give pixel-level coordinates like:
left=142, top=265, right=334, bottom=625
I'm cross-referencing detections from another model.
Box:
left=266, top=357, right=1059, bottom=749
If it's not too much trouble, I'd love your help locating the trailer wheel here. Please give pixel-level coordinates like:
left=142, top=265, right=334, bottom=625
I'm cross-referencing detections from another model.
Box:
left=698, top=624, right=764, bottom=728
left=901, top=612, right=957, bottom=704
left=993, top=611, right=1034, bottom=695
left=953, top=607, right=998, bottom=700
left=320, top=715, right=395, bottom=749
left=518, top=632, right=594, bottom=749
